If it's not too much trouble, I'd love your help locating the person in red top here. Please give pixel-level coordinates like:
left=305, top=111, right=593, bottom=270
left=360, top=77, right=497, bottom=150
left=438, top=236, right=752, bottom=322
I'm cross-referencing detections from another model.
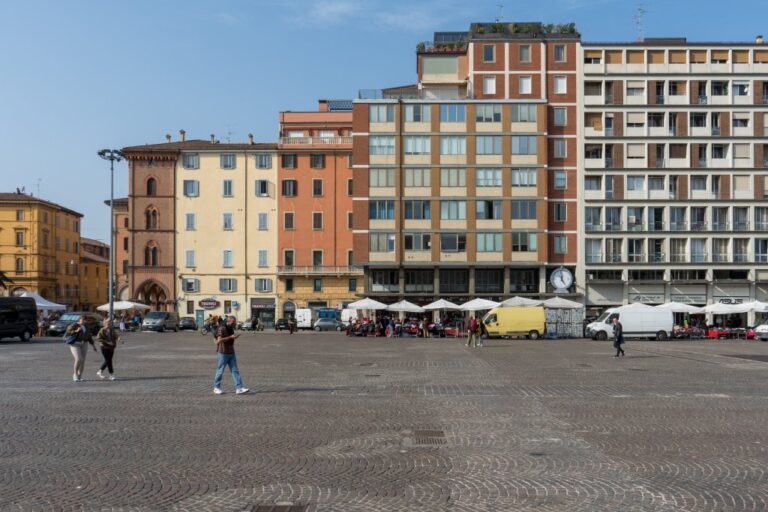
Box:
left=213, top=316, right=249, bottom=395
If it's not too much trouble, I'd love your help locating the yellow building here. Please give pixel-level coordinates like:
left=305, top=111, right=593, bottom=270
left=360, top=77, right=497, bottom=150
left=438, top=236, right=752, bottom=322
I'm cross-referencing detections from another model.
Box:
left=79, top=237, right=110, bottom=311
left=0, top=192, right=82, bottom=307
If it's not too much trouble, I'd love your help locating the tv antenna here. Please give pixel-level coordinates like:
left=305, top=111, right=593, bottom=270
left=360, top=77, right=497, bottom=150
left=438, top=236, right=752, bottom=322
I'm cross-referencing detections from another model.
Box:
left=34, top=179, right=41, bottom=197
left=496, top=4, right=504, bottom=22
left=634, top=3, right=646, bottom=42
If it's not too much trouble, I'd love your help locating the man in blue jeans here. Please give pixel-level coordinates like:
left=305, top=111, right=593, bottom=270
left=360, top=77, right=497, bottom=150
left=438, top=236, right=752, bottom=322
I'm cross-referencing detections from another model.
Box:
left=213, top=316, right=249, bottom=395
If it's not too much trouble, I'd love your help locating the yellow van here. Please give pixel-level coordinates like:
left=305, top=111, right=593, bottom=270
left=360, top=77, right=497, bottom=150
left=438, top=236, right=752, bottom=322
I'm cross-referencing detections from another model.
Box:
left=482, top=306, right=545, bottom=339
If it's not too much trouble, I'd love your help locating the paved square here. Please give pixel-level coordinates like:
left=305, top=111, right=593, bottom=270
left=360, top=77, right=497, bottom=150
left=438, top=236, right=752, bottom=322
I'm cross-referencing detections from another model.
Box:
left=2, top=331, right=768, bottom=511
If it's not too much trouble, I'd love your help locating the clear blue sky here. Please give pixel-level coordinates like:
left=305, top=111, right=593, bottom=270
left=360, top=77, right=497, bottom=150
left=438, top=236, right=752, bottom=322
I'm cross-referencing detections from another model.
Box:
left=1, top=0, right=765, bottom=242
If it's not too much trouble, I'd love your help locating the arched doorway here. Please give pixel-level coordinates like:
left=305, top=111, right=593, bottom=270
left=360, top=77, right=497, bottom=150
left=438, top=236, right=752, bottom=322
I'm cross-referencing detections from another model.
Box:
left=283, top=301, right=296, bottom=319
left=134, top=280, right=169, bottom=311
left=11, top=287, right=27, bottom=297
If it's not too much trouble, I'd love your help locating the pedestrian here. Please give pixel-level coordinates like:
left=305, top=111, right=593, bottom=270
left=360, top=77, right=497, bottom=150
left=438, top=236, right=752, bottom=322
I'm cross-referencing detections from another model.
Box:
left=119, top=314, right=126, bottom=332
left=612, top=316, right=625, bottom=357
left=422, top=317, right=430, bottom=338
left=288, top=316, right=295, bottom=335
left=478, top=318, right=488, bottom=348
left=213, top=316, right=249, bottom=395
left=64, top=314, right=96, bottom=382
left=466, top=316, right=478, bottom=347
left=96, top=319, right=122, bottom=380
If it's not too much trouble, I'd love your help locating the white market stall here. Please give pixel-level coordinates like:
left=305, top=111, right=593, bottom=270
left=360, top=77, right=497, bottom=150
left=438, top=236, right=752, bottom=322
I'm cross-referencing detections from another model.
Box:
left=541, top=297, right=584, bottom=338
left=96, top=300, right=151, bottom=312
left=18, top=291, right=66, bottom=314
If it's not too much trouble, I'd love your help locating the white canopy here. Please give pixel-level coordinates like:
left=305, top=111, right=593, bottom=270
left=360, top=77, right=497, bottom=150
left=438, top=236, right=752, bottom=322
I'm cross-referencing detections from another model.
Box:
left=742, top=300, right=768, bottom=313
left=18, top=291, right=66, bottom=312
left=703, top=303, right=744, bottom=315
left=460, top=298, right=500, bottom=311
left=542, top=297, right=584, bottom=309
left=96, top=300, right=151, bottom=312
left=619, top=302, right=654, bottom=311
left=655, top=302, right=705, bottom=314
left=387, top=300, right=425, bottom=313
left=422, top=299, right=461, bottom=311
left=501, top=296, right=543, bottom=307
left=347, top=297, right=389, bottom=310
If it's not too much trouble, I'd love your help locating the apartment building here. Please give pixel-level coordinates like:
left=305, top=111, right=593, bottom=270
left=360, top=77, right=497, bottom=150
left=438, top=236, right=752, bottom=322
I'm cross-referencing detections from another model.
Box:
left=277, top=100, right=361, bottom=319
left=352, top=22, right=580, bottom=303
left=580, top=39, right=768, bottom=319
left=104, top=197, right=130, bottom=300
left=0, top=192, right=83, bottom=307
left=79, top=237, right=109, bottom=311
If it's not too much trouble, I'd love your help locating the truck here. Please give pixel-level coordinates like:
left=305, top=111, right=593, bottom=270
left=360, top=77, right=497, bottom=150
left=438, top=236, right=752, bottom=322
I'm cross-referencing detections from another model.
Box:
left=585, top=305, right=673, bottom=341
left=294, top=309, right=313, bottom=330
left=482, top=306, right=545, bottom=339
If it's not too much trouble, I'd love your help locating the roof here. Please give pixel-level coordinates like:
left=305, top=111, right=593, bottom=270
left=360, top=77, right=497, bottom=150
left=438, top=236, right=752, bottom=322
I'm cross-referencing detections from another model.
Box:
left=583, top=41, right=768, bottom=47
left=103, top=197, right=128, bottom=207
left=122, top=139, right=277, bottom=153
left=81, top=252, right=109, bottom=264
left=80, top=237, right=109, bottom=248
left=0, top=192, right=83, bottom=218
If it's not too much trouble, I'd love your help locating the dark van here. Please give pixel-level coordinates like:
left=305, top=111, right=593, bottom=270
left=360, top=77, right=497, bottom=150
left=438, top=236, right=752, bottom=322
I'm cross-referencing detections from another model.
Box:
left=0, top=297, right=37, bottom=342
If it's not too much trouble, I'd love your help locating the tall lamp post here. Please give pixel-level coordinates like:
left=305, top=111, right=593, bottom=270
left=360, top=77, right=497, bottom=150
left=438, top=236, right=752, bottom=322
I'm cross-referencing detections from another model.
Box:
left=97, top=149, right=124, bottom=327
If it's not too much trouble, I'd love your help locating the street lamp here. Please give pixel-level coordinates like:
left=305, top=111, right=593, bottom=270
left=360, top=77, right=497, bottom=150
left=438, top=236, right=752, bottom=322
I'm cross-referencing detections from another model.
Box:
left=97, top=148, right=124, bottom=327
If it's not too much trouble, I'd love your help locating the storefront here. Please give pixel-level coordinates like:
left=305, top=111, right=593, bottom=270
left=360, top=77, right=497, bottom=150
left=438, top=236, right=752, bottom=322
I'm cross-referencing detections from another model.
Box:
left=250, top=298, right=276, bottom=329
left=670, top=284, right=707, bottom=306
left=585, top=284, right=623, bottom=317
left=627, top=284, right=664, bottom=305
left=712, top=284, right=751, bottom=327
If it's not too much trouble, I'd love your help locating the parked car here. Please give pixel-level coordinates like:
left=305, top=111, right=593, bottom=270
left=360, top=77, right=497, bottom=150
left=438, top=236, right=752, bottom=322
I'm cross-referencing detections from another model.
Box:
left=0, top=297, right=37, bottom=342
left=142, top=311, right=180, bottom=332
left=275, top=318, right=289, bottom=331
left=314, top=318, right=344, bottom=331
left=47, top=312, right=102, bottom=337
left=178, top=317, right=198, bottom=331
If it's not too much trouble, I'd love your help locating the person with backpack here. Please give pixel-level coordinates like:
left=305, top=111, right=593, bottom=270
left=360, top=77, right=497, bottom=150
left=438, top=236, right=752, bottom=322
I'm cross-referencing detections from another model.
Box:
left=64, top=315, right=96, bottom=382
left=466, top=316, right=478, bottom=347
left=95, top=319, right=122, bottom=380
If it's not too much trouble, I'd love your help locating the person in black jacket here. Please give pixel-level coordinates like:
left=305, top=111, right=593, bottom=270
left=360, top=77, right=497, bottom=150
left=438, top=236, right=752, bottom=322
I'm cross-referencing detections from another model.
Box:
left=612, top=316, right=625, bottom=357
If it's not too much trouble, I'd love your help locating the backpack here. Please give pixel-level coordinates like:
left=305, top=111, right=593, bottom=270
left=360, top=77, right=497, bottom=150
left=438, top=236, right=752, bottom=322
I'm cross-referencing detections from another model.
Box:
left=63, top=331, right=79, bottom=344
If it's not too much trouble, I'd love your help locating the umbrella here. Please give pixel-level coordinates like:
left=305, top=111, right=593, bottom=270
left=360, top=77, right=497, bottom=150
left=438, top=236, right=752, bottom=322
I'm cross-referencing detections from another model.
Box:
left=347, top=297, right=389, bottom=310
left=501, top=296, right=543, bottom=307
left=423, top=299, right=461, bottom=311
left=655, top=302, right=705, bottom=314
left=96, top=300, right=150, bottom=312
left=387, top=300, right=425, bottom=313
left=18, top=291, right=66, bottom=312
left=460, top=298, right=500, bottom=311
left=542, top=297, right=583, bottom=309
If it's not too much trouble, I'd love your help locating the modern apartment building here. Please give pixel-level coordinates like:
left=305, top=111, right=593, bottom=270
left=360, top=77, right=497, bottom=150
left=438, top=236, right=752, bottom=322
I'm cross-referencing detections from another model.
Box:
left=277, top=100, right=361, bottom=319
left=352, top=22, right=580, bottom=303
left=580, top=39, right=768, bottom=320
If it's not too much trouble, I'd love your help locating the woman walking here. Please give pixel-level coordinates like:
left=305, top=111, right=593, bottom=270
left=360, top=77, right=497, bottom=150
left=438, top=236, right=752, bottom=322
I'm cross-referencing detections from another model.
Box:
left=65, top=315, right=96, bottom=382
left=96, top=319, right=121, bottom=380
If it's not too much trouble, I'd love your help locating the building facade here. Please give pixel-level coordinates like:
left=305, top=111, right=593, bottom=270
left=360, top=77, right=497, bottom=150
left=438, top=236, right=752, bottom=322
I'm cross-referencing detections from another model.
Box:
left=79, top=237, right=109, bottom=311
left=105, top=197, right=130, bottom=300
left=277, top=100, right=361, bottom=319
left=352, top=23, right=580, bottom=304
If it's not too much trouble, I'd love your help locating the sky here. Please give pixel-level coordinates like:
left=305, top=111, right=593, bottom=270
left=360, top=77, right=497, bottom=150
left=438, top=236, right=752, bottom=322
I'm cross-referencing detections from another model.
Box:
left=1, top=0, right=766, bottom=243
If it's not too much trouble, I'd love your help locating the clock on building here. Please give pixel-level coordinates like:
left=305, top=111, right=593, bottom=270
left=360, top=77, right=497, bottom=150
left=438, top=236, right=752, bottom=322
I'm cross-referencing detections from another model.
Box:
left=550, top=267, right=574, bottom=293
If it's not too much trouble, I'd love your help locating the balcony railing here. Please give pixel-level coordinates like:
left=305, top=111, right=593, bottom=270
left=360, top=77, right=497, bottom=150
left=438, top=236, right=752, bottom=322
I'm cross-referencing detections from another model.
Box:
left=755, top=222, right=768, bottom=231
left=656, top=94, right=665, bottom=104
left=691, top=253, right=708, bottom=263
left=605, top=222, right=623, bottom=232
left=711, top=127, right=721, bottom=136
left=712, top=222, right=729, bottom=231
left=669, top=127, right=677, bottom=136
left=697, top=159, right=708, bottom=168
left=670, top=253, right=688, bottom=263
left=277, top=265, right=363, bottom=275
left=691, top=222, right=708, bottom=232
left=280, top=136, right=352, bottom=145
left=698, top=95, right=708, bottom=105
left=670, top=222, right=688, bottom=232
left=586, top=253, right=603, bottom=264
left=763, top=95, right=768, bottom=105
left=605, top=128, right=614, bottom=136
left=733, top=253, right=750, bottom=263
left=712, top=253, right=729, bottom=263
left=605, top=157, right=614, bottom=168
left=606, top=254, right=623, bottom=263
left=649, top=222, right=665, bottom=232
left=628, top=253, right=646, bottom=263
left=605, top=95, right=614, bottom=105
left=756, top=253, right=768, bottom=263
left=586, top=223, right=603, bottom=232
left=627, top=222, right=646, bottom=232
left=733, top=222, right=750, bottom=232
left=655, top=158, right=665, bottom=168
left=649, top=252, right=666, bottom=263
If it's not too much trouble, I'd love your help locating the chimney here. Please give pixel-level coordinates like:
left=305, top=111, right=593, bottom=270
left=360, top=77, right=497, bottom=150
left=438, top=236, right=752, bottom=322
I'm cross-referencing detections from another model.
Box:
left=165, top=134, right=171, bottom=143
left=179, top=129, right=186, bottom=142
left=318, top=99, right=329, bottom=112
left=210, top=134, right=216, bottom=143
left=248, top=133, right=254, bottom=145
left=757, top=35, right=765, bottom=44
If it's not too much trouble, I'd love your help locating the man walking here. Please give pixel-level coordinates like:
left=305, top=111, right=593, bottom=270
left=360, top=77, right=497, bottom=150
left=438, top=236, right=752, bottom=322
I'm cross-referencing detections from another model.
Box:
left=612, top=316, right=625, bottom=357
left=213, top=316, right=249, bottom=395
left=466, top=316, right=478, bottom=347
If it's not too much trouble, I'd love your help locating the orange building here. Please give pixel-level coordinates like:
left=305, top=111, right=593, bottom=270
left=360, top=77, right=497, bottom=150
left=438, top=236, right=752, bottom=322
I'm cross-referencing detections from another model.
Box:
left=276, top=100, right=362, bottom=318
left=104, top=197, right=130, bottom=300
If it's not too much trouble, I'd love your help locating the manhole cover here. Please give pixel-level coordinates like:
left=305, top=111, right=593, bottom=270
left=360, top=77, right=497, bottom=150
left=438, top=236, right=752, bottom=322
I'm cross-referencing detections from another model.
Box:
left=723, top=354, right=768, bottom=363
left=414, top=429, right=445, bottom=438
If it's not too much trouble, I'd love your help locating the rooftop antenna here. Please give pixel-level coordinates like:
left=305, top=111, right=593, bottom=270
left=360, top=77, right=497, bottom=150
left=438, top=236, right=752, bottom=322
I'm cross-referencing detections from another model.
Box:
left=34, top=179, right=41, bottom=198
left=634, top=3, right=646, bottom=42
left=495, top=3, right=504, bottom=22
left=225, top=124, right=235, bottom=143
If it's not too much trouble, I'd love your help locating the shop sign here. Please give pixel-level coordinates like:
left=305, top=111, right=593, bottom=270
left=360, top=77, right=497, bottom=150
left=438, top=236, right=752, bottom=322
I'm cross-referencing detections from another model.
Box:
left=717, top=298, right=745, bottom=305
left=198, top=298, right=220, bottom=310
left=629, top=293, right=664, bottom=304
left=671, top=295, right=706, bottom=304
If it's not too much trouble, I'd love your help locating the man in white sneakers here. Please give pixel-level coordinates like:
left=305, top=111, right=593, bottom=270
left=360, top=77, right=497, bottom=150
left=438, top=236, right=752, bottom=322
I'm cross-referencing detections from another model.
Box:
left=213, top=316, right=249, bottom=395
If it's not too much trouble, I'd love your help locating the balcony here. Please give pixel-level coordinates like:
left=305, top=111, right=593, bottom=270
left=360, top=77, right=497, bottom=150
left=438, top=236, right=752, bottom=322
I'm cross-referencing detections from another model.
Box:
left=669, top=222, right=688, bottom=232
left=670, top=254, right=688, bottom=263
left=733, top=222, right=750, bottom=232
left=698, top=95, right=708, bottom=105
left=277, top=265, right=363, bottom=276
left=280, top=136, right=352, bottom=146
left=712, top=222, right=729, bottom=231
left=691, top=253, right=708, bottom=263
left=628, top=253, right=646, bottom=263
left=649, top=252, right=666, bottom=263
left=756, top=253, right=768, bottom=263
left=691, top=222, right=708, bottom=232
left=711, top=127, right=721, bottom=136
left=627, top=222, right=645, bottom=232
left=586, top=223, right=603, bottom=232
left=712, top=253, right=729, bottom=263
left=733, top=253, right=750, bottom=263
left=656, top=95, right=665, bottom=105
left=605, top=222, right=623, bottom=232
left=755, top=222, right=768, bottom=231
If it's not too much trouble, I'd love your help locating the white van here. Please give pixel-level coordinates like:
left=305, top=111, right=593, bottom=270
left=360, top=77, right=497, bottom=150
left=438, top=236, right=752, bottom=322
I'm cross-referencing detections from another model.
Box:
left=586, top=306, right=673, bottom=341
left=340, top=308, right=356, bottom=325
left=295, top=309, right=313, bottom=330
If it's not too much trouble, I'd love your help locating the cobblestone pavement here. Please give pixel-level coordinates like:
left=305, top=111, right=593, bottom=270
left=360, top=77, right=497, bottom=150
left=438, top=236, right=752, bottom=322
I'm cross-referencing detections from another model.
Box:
left=2, top=331, right=768, bottom=511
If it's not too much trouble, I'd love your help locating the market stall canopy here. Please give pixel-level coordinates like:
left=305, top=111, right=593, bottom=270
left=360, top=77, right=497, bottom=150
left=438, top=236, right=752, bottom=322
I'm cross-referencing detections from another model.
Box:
left=619, top=302, right=654, bottom=311
left=655, top=302, right=705, bottom=314
left=460, top=298, right=501, bottom=311
left=703, top=303, right=745, bottom=314
left=347, top=297, right=389, bottom=310
left=741, top=300, right=768, bottom=313
left=387, top=300, right=425, bottom=313
left=18, top=291, right=66, bottom=312
left=501, top=296, right=543, bottom=307
left=422, top=299, right=461, bottom=311
left=96, top=300, right=151, bottom=312
left=542, top=297, right=583, bottom=309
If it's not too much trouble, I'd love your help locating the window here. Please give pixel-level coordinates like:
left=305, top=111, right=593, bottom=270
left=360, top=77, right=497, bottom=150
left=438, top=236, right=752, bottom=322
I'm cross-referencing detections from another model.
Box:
left=182, top=153, right=199, bottom=169
left=15, top=257, right=23, bottom=273
left=185, top=250, right=196, bottom=267
left=146, top=178, right=157, bottom=196
left=477, top=233, right=502, bottom=252
left=691, top=176, right=707, bottom=190
left=554, top=235, right=567, bottom=254
left=284, top=212, right=294, bottom=229
left=476, top=136, right=502, bottom=155
left=310, top=154, right=325, bottom=168
left=369, top=104, right=394, bottom=122
left=519, top=45, right=530, bottom=62
left=511, top=200, right=537, bottom=219
left=554, top=44, right=566, bottom=62
left=348, top=278, right=357, bottom=292
left=122, top=236, right=128, bottom=250
left=733, top=81, right=750, bottom=96
left=313, top=279, right=322, bottom=292
left=369, top=233, right=396, bottom=252
left=711, top=81, right=728, bottom=96
left=255, top=179, right=269, bottom=197
left=285, top=278, right=294, bottom=292
left=511, top=104, right=536, bottom=122
left=476, top=168, right=501, bottom=187
left=405, top=168, right=430, bottom=187
left=258, top=249, right=268, bottom=268
left=553, top=75, right=567, bottom=94
left=732, top=112, right=750, bottom=128
left=256, top=154, right=272, bottom=169
left=476, top=104, right=502, bottom=123
left=626, top=80, right=645, bottom=96
left=222, top=250, right=233, bottom=268
left=554, top=170, right=567, bottom=189
left=405, top=269, right=434, bottom=292
left=440, top=200, right=467, bottom=219
left=281, top=179, right=298, bottom=197
left=476, top=200, right=502, bottom=220
left=439, top=136, right=466, bottom=155
left=712, top=144, right=727, bottom=159
left=219, top=278, right=237, bottom=293
left=347, top=211, right=353, bottom=229
left=404, top=104, right=430, bottom=122
left=182, top=278, right=199, bottom=293
left=649, top=176, right=665, bottom=190
left=483, top=44, right=495, bottom=62
left=369, top=200, right=395, bottom=220
left=185, top=213, right=196, bottom=231
left=312, top=212, right=323, bottom=229
left=553, top=139, right=567, bottom=158
left=626, top=176, right=645, bottom=190
left=648, top=113, right=664, bottom=127
left=257, top=212, right=268, bottom=230
left=284, top=249, right=294, bottom=266
left=512, top=168, right=537, bottom=187
left=222, top=213, right=233, bottom=230
left=282, top=154, right=297, bottom=168
left=690, top=112, right=706, bottom=127
left=404, top=136, right=431, bottom=155
left=734, top=174, right=750, bottom=191
left=222, top=180, right=234, bottom=197
left=554, top=203, right=567, bottom=222
left=220, top=153, right=236, bottom=169
left=439, top=104, right=465, bottom=122
left=347, top=179, right=353, bottom=196
left=440, top=168, right=466, bottom=187
left=511, top=136, right=537, bottom=155
left=369, top=168, right=395, bottom=187
left=404, top=233, right=431, bottom=251
left=512, top=232, right=538, bottom=252
left=440, top=233, right=467, bottom=252
left=733, top=144, right=750, bottom=159
left=369, top=136, right=395, bottom=155
left=15, top=209, right=22, bottom=221
left=404, top=200, right=431, bottom=219
left=518, top=76, right=532, bottom=94
left=553, top=107, right=567, bottom=126
left=626, top=144, right=645, bottom=159
left=15, top=231, right=23, bottom=246
left=627, top=112, right=645, bottom=127
left=255, top=278, right=272, bottom=292
left=482, top=76, right=496, bottom=95
left=440, top=269, right=468, bottom=293
left=312, top=179, right=323, bottom=197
